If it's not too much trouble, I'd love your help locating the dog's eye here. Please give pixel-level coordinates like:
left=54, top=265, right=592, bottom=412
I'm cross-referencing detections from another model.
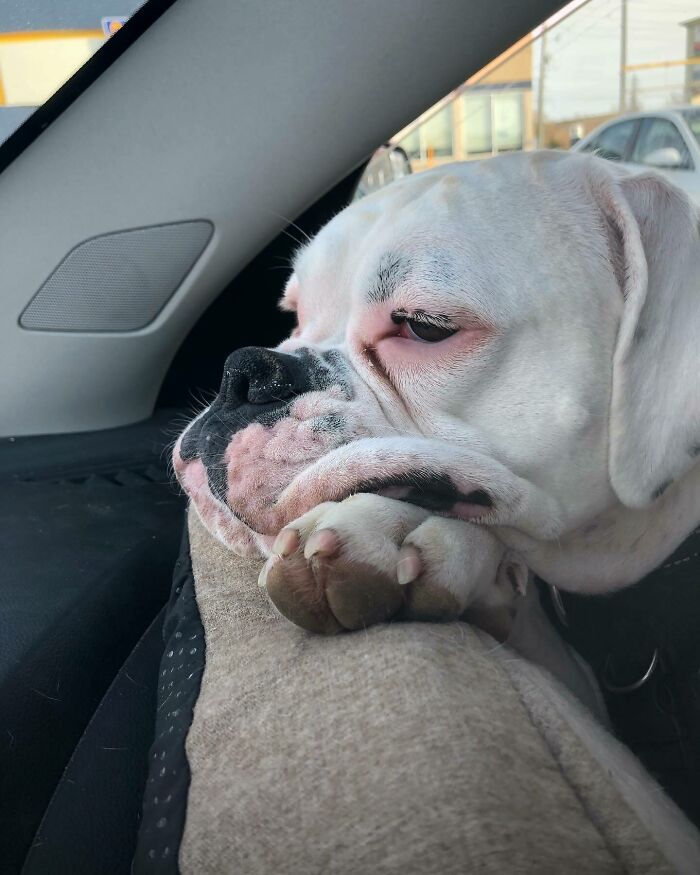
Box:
left=391, top=310, right=457, bottom=343
left=405, top=319, right=456, bottom=343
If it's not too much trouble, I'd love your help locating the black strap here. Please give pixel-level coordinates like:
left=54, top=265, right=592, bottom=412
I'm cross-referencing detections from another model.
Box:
left=132, top=522, right=206, bottom=874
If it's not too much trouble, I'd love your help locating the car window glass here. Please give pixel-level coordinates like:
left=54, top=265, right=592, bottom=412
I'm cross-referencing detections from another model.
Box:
left=462, top=93, right=492, bottom=154
left=0, top=3, right=144, bottom=146
left=357, top=0, right=700, bottom=198
left=492, top=91, right=524, bottom=152
left=586, top=120, right=637, bottom=161
left=631, top=117, right=692, bottom=168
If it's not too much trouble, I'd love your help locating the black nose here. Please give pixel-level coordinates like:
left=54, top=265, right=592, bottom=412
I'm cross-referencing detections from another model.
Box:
left=220, top=346, right=312, bottom=406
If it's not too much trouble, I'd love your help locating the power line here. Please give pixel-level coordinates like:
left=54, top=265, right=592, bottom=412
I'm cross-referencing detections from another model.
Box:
left=544, top=0, right=621, bottom=58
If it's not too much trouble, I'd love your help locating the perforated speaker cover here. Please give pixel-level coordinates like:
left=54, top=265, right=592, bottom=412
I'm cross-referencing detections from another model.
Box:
left=20, top=221, right=214, bottom=332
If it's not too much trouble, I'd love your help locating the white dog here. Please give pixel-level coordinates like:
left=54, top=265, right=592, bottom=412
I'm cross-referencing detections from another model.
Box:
left=173, top=151, right=700, bottom=693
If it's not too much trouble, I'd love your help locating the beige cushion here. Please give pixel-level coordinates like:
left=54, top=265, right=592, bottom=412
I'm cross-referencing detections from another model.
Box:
left=181, top=508, right=700, bottom=874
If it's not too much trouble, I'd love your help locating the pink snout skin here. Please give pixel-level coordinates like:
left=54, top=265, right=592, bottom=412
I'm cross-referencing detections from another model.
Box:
left=172, top=403, right=354, bottom=554
left=173, top=437, right=271, bottom=557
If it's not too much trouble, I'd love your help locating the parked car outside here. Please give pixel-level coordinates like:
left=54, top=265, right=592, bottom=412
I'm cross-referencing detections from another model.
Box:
left=571, top=107, right=700, bottom=203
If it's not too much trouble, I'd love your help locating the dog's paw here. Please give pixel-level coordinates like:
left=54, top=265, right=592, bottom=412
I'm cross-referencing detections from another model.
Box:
left=258, top=493, right=522, bottom=635
left=259, top=494, right=427, bottom=634
left=397, top=516, right=528, bottom=640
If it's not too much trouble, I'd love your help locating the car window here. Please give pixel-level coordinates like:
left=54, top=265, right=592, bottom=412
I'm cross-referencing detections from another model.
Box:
left=0, top=3, right=143, bottom=146
left=582, top=120, right=637, bottom=162
left=630, top=117, right=692, bottom=169
left=399, top=105, right=454, bottom=165
left=461, top=92, right=492, bottom=154
left=357, top=0, right=700, bottom=199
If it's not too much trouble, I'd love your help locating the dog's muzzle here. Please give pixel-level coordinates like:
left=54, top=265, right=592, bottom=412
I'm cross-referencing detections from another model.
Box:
left=179, top=346, right=350, bottom=503
left=179, top=347, right=310, bottom=496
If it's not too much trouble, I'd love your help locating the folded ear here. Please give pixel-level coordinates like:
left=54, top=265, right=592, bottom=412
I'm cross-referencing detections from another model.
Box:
left=592, top=164, right=700, bottom=508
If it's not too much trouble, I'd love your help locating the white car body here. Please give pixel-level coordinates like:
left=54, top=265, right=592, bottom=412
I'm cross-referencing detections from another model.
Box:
left=571, top=106, right=700, bottom=203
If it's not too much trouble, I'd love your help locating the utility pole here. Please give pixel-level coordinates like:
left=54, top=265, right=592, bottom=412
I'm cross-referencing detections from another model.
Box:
left=537, top=26, right=547, bottom=147
left=619, top=0, right=628, bottom=112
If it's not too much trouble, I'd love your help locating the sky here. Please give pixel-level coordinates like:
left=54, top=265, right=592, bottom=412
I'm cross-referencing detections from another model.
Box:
left=532, top=0, right=700, bottom=120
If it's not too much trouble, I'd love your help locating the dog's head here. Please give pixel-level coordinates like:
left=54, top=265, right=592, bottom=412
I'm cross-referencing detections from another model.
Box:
left=174, top=151, right=700, bottom=566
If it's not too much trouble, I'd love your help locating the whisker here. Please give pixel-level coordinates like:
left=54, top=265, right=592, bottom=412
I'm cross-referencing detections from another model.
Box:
left=261, top=209, right=312, bottom=245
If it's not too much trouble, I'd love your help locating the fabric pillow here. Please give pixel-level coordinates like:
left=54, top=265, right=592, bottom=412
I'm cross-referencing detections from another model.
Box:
left=134, top=508, right=700, bottom=874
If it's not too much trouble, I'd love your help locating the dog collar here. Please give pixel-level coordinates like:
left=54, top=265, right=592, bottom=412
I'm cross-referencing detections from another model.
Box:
left=539, top=525, right=700, bottom=826
left=541, top=523, right=700, bottom=693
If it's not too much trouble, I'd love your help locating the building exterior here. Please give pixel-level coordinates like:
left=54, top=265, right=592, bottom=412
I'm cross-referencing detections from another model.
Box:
left=396, top=39, right=534, bottom=173
left=0, top=7, right=132, bottom=146
left=543, top=113, right=618, bottom=150
left=0, top=29, right=107, bottom=142
left=682, top=17, right=700, bottom=104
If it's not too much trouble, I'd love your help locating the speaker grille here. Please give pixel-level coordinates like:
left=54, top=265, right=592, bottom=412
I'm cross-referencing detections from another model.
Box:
left=20, top=220, right=213, bottom=332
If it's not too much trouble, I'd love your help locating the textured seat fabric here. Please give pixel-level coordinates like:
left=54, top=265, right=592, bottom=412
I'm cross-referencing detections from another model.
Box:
left=21, top=610, right=166, bottom=875
left=0, top=464, right=184, bottom=874
left=139, top=508, right=700, bottom=874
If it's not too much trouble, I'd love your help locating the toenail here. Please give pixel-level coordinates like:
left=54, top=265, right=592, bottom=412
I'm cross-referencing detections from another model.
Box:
left=257, top=561, right=270, bottom=589
left=305, top=529, right=338, bottom=559
left=272, top=528, right=299, bottom=557
left=397, top=551, right=421, bottom=585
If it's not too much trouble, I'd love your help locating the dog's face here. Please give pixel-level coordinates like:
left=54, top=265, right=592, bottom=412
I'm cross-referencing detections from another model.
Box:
left=174, top=151, right=700, bottom=566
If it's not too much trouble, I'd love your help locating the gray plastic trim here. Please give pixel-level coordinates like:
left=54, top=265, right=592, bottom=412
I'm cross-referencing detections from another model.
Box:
left=20, top=221, right=213, bottom=332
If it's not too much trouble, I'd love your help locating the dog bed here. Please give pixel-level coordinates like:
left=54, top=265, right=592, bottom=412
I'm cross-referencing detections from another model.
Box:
left=132, top=507, right=700, bottom=873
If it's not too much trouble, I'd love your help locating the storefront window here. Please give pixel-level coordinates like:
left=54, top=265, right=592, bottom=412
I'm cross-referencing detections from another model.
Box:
left=493, top=91, right=523, bottom=152
left=462, top=93, right=492, bottom=154
left=421, top=106, right=453, bottom=158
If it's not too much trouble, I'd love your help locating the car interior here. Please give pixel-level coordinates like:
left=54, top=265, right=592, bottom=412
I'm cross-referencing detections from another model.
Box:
left=2, top=1, right=699, bottom=873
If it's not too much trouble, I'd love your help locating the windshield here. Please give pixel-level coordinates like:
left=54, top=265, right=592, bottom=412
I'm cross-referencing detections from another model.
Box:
left=681, top=108, right=700, bottom=146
